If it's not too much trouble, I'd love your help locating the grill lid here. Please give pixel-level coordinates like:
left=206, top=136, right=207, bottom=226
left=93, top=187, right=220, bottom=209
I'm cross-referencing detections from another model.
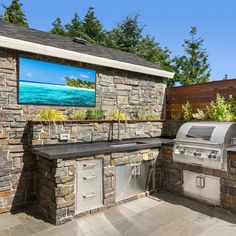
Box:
left=176, top=121, right=236, bottom=146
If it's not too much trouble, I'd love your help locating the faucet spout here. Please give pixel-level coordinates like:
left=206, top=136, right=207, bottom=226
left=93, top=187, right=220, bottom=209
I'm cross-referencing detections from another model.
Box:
left=117, top=106, right=127, bottom=141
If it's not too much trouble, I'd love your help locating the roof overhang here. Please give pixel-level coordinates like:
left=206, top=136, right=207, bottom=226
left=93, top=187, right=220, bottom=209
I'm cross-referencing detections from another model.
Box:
left=0, top=35, right=174, bottom=79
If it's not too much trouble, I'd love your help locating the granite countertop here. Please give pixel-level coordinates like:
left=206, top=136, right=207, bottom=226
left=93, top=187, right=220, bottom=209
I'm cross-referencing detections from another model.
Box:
left=33, top=137, right=173, bottom=160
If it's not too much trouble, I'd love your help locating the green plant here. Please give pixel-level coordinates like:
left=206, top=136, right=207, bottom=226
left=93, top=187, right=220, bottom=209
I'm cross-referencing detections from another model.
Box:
left=182, top=101, right=193, bottom=121
left=146, top=112, right=158, bottom=121
left=192, top=109, right=207, bottom=120
left=69, top=110, right=87, bottom=120
left=171, top=113, right=183, bottom=121
left=86, top=109, right=105, bottom=120
left=227, top=95, right=236, bottom=114
left=133, top=106, right=159, bottom=121
left=109, top=110, right=126, bottom=121
left=207, top=94, right=236, bottom=121
left=134, top=106, right=149, bottom=120
left=33, top=109, right=66, bottom=122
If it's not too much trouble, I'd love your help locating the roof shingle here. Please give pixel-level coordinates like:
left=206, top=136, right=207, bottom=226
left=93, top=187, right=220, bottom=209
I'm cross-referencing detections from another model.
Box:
left=0, top=21, right=164, bottom=71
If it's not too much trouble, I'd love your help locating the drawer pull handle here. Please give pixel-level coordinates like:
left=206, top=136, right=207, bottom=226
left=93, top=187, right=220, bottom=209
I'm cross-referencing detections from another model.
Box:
left=200, top=177, right=205, bottom=188
left=83, top=174, right=96, bottom=180
left=82, top=192, right=96, bottom=199
left=83, top=162, right=97, bottom=167
left=196, top=176, right=201, bottom=188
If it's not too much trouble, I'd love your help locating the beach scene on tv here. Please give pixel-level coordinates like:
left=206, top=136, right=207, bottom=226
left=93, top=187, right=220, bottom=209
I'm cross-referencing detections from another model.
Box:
left=18, top=57, right=96, bottom=106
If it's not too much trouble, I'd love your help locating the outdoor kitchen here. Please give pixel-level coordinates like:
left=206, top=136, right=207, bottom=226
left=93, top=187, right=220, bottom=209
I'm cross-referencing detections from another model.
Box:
left=1, top=19, right=236, bottom=230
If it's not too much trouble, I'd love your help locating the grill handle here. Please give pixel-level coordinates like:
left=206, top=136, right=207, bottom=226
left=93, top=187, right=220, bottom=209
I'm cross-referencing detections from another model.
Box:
left=174, top=139, right=220, bottom=146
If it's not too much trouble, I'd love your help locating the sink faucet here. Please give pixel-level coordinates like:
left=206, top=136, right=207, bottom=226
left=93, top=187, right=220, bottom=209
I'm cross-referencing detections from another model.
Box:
left=117, top=106, right=128, bottom=141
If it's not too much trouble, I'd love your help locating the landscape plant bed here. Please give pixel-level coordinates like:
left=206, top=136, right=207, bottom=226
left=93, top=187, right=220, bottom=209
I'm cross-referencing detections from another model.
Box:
left=29, top=119, right=165, bottom=124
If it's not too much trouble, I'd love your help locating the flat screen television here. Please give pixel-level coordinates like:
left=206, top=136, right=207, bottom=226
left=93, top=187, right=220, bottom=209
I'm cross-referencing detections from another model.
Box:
left=18, top=57, right=96, bottom=107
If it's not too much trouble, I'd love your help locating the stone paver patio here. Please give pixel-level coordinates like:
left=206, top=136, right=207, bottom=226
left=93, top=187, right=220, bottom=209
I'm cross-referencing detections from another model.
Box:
left=1, top=191, right=236, bottom=236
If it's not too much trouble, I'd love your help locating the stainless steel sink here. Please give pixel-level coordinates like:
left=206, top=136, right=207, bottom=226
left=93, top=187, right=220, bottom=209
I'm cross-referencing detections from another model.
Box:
left=109, top=142, right=146, bottom=148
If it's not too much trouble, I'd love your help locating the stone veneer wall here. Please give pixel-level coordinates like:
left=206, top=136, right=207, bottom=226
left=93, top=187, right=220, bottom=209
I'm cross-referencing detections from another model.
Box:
left=30, top=121, right=163, bottom=145
left=0, top=47, right=166, bottom=214
left=162, top=120, right=185, bottom=138
left=161, top=144, right=236, bottom=215
left=37, top=148, right=160, bottom=225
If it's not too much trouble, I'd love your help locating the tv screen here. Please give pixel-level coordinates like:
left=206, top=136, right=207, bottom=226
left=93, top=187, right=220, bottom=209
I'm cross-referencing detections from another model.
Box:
left=18, top=57, right=96, bottom=107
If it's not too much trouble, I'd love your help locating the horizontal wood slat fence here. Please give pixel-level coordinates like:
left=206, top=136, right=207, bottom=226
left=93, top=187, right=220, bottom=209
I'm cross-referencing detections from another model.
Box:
left=166, top=79, right=236, bottom=119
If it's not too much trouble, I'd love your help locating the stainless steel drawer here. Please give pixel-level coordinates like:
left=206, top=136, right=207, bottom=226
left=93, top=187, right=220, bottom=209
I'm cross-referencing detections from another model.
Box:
left=77, top=159, right=101, bottom=172
left=78, top=169, right=101, bottom=190
left=76, top=160, right=103, bottom=213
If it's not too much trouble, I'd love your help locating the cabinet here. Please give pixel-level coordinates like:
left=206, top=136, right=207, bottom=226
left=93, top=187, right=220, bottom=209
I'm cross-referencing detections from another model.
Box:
left=183, top=170, right=220, bottom=205
left=76, top=159, right=102, bottom=213
left=116, top=161, right=152, bottom=201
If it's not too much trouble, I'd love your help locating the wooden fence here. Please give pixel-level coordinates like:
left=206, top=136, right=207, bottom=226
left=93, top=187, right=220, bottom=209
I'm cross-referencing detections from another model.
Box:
left=166, top=79, right=236, bottom=119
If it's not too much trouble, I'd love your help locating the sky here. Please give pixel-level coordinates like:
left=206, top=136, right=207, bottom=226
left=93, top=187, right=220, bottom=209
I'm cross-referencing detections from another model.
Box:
left=19, top=58, right=96, bottom=85
left=2, top=0, right=236, bottom=81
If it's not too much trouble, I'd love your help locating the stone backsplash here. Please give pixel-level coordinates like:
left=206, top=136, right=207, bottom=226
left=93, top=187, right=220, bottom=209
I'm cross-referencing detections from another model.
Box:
left=30, top=121, right=164, bottom=146
left=0, top=47, right=166, bottom=214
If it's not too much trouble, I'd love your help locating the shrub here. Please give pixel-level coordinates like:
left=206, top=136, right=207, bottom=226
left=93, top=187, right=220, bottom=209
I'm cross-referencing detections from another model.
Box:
left=33, top=109, right=66, bottom=122
left=109, top=110, right=126, bottom=121
left=192, top=109, right=207, bottom=120
left=86, top=109, right=105, bottom=120
left=182, top=101, right=193, bottom=121
left=69, top=110, right=87, bottom=120
left=133, top=106, right=158, bottom=121
left=207, top=94, right=236, bottom=121
left=147, top=112, right=159, bottom=121
left=134, top=106, right=149, bottom=120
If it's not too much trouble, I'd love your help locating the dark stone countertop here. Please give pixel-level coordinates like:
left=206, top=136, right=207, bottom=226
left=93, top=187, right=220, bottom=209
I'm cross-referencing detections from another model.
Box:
left=33, top=137, right=173, bottom=160
left=227, top=147, right=236, bottom=154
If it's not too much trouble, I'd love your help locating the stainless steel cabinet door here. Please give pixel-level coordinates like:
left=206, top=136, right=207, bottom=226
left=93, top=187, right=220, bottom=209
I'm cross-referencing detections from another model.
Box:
left=136, top=161, right=151, bottom=192
left=116, top=164, right=136, bottom=201
left=183, top=170, right=201, bottom=198
left=116, top=161, right=152, bottom=202
left=199, top=175, right=220, bottom=205
left=183, top=170, right=220, bottom=205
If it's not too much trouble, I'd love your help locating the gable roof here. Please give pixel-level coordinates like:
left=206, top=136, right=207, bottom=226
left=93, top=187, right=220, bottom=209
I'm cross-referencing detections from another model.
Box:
left=0, top=21, right=174, bottom=78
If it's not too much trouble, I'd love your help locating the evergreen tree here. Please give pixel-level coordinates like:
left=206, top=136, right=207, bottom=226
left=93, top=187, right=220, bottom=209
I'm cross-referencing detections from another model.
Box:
left=65, top=13, right=90, bottom=40
left=223, top=74, right=228, bottom=80
left=50, top=18, right=66, bottom=36
left=134, top=35, right=172, bottom=70
left=134, top=35, right=175, bottom=86
left=82, top=7, right=104, bottom=42
left=105, top=15, right=143, bottom=53
left=173, top=26, right=211, bottom=85
left=1, top=0, right=28, bottom=26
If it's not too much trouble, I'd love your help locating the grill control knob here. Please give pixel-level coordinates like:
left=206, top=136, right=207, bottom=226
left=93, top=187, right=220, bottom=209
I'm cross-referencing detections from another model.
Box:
left=212, top=154, right=217, bottom=159
left=193, top=152, right=198, bottom=157
left=208, top=153, right=212, bottom=158
left=180, top=149, right=185, bottom=154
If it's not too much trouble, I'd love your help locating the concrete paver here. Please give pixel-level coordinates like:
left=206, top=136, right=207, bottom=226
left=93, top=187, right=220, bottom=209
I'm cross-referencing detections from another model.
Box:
left=1, top=191, right=236, bottom=236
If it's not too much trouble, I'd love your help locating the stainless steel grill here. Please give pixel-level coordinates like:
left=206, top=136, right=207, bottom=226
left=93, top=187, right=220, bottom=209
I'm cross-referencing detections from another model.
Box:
left=173, top=121, right=236, bottom=171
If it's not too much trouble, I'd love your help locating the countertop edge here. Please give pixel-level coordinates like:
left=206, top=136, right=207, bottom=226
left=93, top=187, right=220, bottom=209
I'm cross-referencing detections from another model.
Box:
left=33, top=138, right=173, bottom=161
